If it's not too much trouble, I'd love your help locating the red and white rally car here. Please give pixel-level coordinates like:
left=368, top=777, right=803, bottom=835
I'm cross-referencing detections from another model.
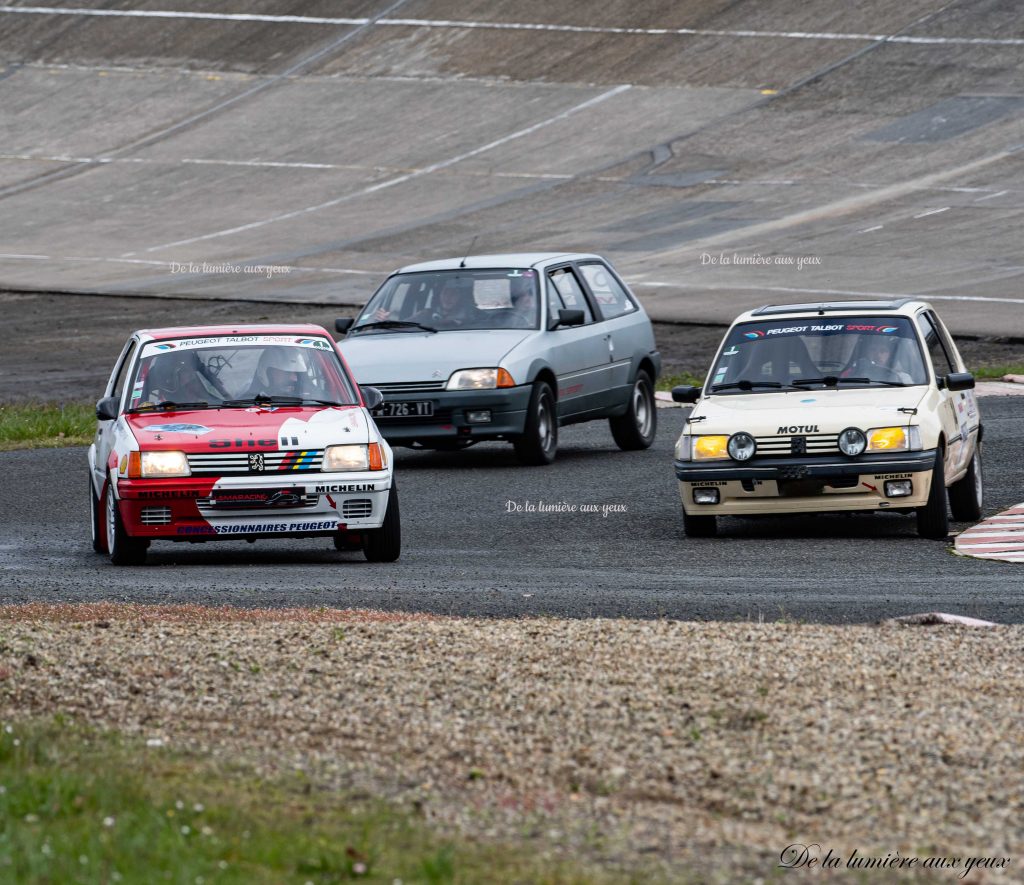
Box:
left=87, top=325, right=399, bottom=565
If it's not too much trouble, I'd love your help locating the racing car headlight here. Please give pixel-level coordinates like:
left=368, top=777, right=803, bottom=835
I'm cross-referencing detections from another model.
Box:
left=867, top=427, right=910, bottom=452
left=446, top=368, right=515, bottom=390
left=324, top=444, right=369, bottom=471
left=838, top=427, right=867, bottom=457
left=727, top=432, right=756, bottom=462
left=140, top=450, right=190, bottom=478
left=692, top=435, right=730, bottom=461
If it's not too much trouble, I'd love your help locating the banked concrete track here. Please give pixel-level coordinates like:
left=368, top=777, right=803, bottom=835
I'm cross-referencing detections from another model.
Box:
left=1, top=1, right=1023, bottom=335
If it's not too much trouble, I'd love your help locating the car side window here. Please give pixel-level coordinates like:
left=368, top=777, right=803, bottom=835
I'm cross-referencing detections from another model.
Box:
left=578, top=262, right=636, bottom=320
left=110, top=340, right=138, bottom=404
left=547, top=267, right=593, bottom=324
left=916, top=313, right=954, bottom=380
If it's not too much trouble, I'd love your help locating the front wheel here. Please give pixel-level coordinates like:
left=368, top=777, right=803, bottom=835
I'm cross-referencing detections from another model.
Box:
left=948, top=444, right=983, bottom=522
left=916, top=450, right=949, bottom=539
left=363, top=483, right=401, bottom=562
left=513, top=381, right=557, bottom=465
left=609, top=370, right=657, bottom=450
left=105, top=481, right=148, bottom=565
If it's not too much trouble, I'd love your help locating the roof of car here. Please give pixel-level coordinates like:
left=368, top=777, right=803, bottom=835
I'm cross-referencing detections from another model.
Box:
left=736, top=299, right=930, bottom=322
left=394, top=253, right=602, bottom=274
left=136, top=324, right=332, bottom=342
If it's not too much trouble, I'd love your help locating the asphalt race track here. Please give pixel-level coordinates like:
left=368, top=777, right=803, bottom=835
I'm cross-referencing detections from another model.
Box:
left=2, top=4, right=1024, bottom=623
left=3, top=397, right=1022, bottom=623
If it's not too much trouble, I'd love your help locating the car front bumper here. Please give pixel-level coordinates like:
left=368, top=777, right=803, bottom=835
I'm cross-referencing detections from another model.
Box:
left=674, top=449, right=937, bottom=515
left=371, top=385, right=533, bottom=444
left=114, top=472, right=391, bottom=540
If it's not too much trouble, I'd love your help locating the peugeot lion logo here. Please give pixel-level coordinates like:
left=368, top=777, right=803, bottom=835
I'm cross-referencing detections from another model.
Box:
left=248, top=453, right=265, bottom=473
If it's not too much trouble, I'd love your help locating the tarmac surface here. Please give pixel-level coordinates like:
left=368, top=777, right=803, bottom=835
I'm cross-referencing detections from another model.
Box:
left=1, top=2, right=1024, bottom=336
left=3, top=396, right=1023, bottom=624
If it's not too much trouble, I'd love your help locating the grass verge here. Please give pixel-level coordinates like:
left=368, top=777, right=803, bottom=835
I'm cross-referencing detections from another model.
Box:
left=0, top=717, right=640, bottom=885
left=0, top=403, right=94, bottom=451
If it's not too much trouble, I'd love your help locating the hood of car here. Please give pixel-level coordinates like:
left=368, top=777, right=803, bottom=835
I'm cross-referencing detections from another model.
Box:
left=124, top=405, right=370, bottom=451
left=692, top=386, right=928, bottom=436
left=339, top=330, right=534, bottom=384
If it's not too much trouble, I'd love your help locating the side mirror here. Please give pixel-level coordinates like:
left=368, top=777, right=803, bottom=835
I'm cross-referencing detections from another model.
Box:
left=335, top=317, right=354, bottom=334
left=945, top=371, right=975, bottom=392
left=96, top=395, right=119, bottom=421
left=556, top=309, right=585, bottom=328
left=671, top=385, right=702, bottom=404
left=361, top=386, right=384, bottom=411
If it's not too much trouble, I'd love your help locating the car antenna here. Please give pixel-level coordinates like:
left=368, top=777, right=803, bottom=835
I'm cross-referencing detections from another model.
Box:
left=458, top=236, right=479, bottom=268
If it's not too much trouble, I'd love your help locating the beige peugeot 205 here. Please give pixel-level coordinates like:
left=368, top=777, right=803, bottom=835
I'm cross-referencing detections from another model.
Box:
left=671, top=300, right=982, bottom=539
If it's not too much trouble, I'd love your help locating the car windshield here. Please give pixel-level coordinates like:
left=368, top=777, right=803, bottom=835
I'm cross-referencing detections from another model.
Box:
left=708, top=316, right=928, bottom=393
left=127, top=335, right=358, bottom=411
left=351, top=269, right=540, bottom=333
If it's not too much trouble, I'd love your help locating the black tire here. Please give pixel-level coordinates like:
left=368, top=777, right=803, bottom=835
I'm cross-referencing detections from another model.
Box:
left=609, top=370, right=657, bottom=450
left=916, top=449, right=949, bottom=540
left=948, top=444, right=983, bottom=522
left=89, top=474, right=104, bottom=553
left=363, top=483, right=401, bottom=562
left=105, top=481, right=148, bottom=565
left=682, top=507, right=717, bottom=538
left=512, top=381, right=557, bottom=465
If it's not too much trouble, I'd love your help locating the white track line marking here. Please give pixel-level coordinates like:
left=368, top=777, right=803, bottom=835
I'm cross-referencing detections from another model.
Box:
left=631, top=282, right=1024, bottom=306
left=0, top=253, right=381, bottom=276
left=5, top=7, right=1024, bottom=47
left=858, top=224, right=884, bottom=233
left=975, top=190, right=1009, bottom=201
left=0, top=152, right=573, bottom=181
left=134, top=84, right=630, bottom=254
left=913, top=206, right=951, bottom=219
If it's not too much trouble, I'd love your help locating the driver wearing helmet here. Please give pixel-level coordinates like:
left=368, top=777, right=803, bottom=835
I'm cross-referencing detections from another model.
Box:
left=143, top=351, right=211, bottom=403
left=252, top=347, right=312, bottom=398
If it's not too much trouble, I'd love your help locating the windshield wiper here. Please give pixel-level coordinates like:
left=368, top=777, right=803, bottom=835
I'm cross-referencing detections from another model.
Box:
left=221, top=394, right=303, bottom=407
left=130, top=400, right=210, bottom=412
left=352, top=320, right=437, bottom=334
left=710, top=380, right=795, bottom=392
left=792, top=376, right=908, bottom=388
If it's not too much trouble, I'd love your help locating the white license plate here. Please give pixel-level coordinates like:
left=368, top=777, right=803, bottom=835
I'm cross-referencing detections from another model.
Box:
left=374, top=401, right=434, bottom=418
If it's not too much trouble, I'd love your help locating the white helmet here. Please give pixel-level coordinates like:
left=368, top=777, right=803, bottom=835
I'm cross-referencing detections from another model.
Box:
left=256, top=347, right=309, bottom=395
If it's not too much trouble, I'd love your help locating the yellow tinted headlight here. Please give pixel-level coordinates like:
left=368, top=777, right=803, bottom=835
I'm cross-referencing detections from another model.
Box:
left=693, top=436, right=730, bottom=460
left=867, top=427, right=908, bottom=451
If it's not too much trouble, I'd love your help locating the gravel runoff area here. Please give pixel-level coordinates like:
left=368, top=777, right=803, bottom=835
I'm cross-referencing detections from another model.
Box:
left=2, top=605, right=1022, bottom=882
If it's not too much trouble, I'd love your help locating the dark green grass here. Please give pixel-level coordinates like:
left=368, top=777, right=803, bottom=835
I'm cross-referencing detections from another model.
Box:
left=0, top=718, right=654, bottom=884
left=0, top=403, right=94, bottom=451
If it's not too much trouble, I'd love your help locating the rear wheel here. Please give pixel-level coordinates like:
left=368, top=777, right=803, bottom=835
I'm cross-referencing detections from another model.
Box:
left=513, top=381, right=557, bottom=465
left=89, top=474, right=104, bottom=553
left=948, top=444, right=983, bottom=522
left=363, top=483, right=401, bottom=562
left=682, top=506, right=717, bottom=538
left=609, top=370, right=657, bottom=450
left=105, top=481, right=148, bottom=565
left=916, top=449, right=949, bottom=539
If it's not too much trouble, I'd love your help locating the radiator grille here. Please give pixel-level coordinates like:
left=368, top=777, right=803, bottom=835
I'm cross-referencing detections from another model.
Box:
left=371, top=380, right=446, bottom=395
left=753, top=433, right=839, bottom=457
left=186, top=450, right=324, bottom=475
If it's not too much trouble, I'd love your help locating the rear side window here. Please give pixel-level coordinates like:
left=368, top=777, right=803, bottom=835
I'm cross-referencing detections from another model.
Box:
left=916, top=313, right=954, bottom=379
left=547, top=267, right=593, bottom=324
left=578, top=262, right=636, bottom=320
